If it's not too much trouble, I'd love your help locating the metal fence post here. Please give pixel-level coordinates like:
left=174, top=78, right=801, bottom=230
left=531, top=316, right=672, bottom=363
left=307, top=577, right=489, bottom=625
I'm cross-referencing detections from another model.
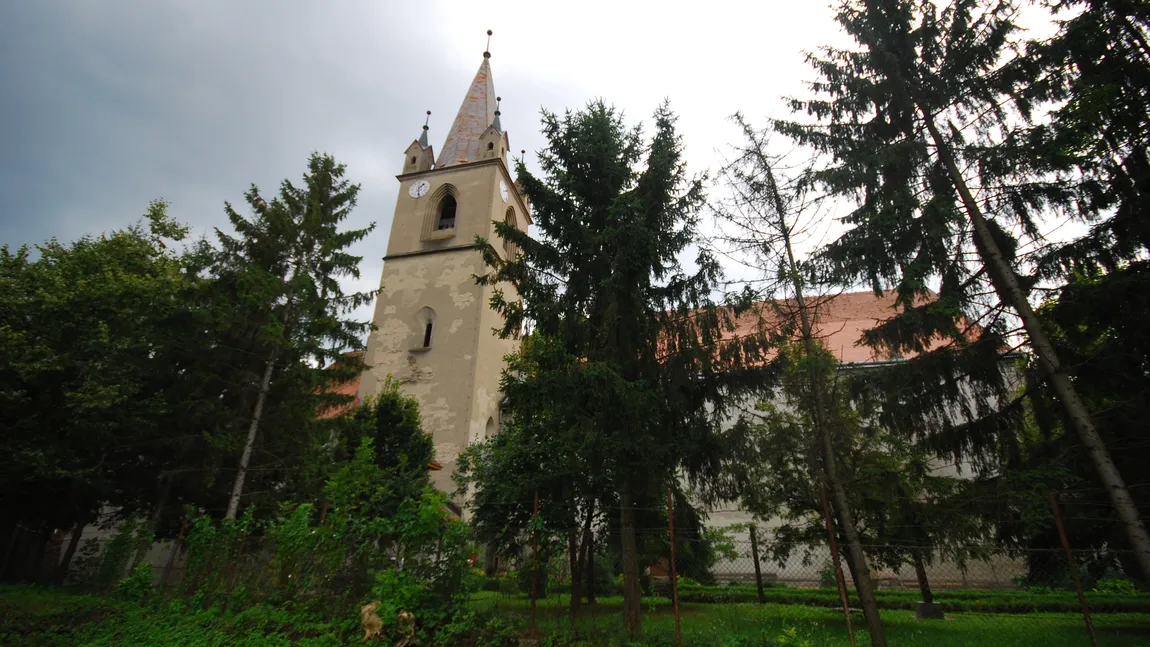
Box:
left=667, top=489, right=682, bottom=647
left=530, top=491, right=539, bottom=636
left=1049, top=491, right=1099, bottom=647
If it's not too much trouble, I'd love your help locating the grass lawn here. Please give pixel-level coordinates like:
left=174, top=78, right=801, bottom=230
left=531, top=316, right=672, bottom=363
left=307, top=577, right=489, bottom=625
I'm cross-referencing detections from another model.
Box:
left=470, top=591, right=1150, bottom=646
left=4, top=584, right=1148, bottom=646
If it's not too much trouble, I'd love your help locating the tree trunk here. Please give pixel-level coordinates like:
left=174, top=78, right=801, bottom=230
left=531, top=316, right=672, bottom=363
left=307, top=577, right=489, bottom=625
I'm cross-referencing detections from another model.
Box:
left=483, top=540, right=498, bottom=577
left=586, top=531, right=597, bottom=604
left=571, top=503, right=594, bottom=614
left=921, top=113, right=1150, bottom=583
left=226, top=355, right=276, bottom=519
left=913, top=553, right=933, bottom=604
left=57, top=521, right=86, bottom=584
left=750, top=525, right=766, bottom=603
left=619, top=480, right=642, bottom=635
left=0, top=524, right=19, bottom=582
left=568, top=527, right=583, bottom=616
left=824, top=446, right=885, bottom=646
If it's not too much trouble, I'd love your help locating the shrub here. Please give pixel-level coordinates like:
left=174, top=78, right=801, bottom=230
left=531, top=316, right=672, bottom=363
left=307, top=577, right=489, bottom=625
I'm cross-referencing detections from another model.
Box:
left=1095, top=578, right=1137, bottom=595
left=497, top=573, right=519, bottom=596
left=116, top=563, right=154, bottom=601
left=517, top=567, right=549, bottom=598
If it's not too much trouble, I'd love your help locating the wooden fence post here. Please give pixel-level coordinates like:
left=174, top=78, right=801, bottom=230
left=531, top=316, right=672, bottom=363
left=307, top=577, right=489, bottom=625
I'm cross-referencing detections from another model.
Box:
left=1049, top=492, right=1099, bottom=647
left=667, top=489, right=682, bottom=647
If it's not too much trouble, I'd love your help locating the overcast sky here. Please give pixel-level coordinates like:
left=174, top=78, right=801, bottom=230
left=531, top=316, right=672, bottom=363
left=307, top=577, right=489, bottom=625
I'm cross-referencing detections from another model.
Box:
left=1, top=1, right=867, bottom=322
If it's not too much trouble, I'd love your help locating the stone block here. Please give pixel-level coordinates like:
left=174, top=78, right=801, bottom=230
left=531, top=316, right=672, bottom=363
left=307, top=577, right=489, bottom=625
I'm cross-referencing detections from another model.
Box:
left=916, top=601, right=945, bottom=620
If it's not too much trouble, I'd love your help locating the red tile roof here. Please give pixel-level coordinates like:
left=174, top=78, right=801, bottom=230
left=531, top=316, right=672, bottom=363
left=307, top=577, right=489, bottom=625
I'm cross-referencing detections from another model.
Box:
left=729, top=290, right=944, bottom=364
left=316, top=351, right=364, bottom=420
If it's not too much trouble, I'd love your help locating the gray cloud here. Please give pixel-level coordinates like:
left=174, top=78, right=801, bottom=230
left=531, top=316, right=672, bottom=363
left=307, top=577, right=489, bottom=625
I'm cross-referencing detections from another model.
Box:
left=1, top=0, right=860, bottom=325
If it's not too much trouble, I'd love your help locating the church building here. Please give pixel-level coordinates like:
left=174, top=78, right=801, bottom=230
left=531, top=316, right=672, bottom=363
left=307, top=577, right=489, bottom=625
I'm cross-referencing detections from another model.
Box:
left=357, top=45, right=527, bottom=497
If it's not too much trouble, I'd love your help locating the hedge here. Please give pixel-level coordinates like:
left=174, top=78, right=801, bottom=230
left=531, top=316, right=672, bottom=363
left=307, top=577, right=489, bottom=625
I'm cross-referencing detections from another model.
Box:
left=674, top=583, right=1150, bottom=614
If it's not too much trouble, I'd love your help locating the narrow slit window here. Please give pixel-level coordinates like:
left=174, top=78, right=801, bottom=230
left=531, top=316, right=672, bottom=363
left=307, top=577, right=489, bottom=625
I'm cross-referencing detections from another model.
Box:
left=437, top=194, right=457, bottom=230
left=423, top=322, right=433, bottom=348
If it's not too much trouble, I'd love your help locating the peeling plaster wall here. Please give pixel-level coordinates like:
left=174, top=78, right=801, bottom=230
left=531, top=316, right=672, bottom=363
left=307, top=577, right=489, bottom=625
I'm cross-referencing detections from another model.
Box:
left=360, top=158, right=526, bottom=501
left=360, top=248, right=484, bottom=495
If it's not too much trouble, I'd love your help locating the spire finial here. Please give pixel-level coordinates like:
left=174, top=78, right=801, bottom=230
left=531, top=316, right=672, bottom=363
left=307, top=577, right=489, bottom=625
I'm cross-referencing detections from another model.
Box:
left=419, top=110, right=431, bottom=148
left=492, top=96, right=503, bottom=132
left=484, top=29, right=492, bottom=58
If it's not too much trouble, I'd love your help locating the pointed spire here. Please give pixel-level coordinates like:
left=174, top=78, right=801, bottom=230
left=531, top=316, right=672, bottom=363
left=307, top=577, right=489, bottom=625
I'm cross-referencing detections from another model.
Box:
left=436, top=30, right=498, bottom=168
left=418, top=110, right=431, bottom=148
left=492, top=96, right=503, bottom=133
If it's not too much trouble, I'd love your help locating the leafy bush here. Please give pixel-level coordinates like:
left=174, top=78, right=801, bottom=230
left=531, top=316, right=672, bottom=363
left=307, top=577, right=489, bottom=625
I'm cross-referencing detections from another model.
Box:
left=116, top=563, right=153, bottom=601
left=1094, top=578, right=1137, bottom=595
left=517, top=566, right=550, bottom=598
left=179, top=509, right=255, bottom=605
left=73, top=517, right=154, bottom=592
left=672, top=582, right=1150, bottom=613
left=498, top=573, right=519, bottom=595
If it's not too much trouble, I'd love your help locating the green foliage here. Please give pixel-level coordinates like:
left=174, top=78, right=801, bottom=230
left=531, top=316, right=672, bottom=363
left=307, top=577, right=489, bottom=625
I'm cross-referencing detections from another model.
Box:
left=116, top=563, right=153, bottom=602
left=173, top=434, right=470, bottom=641
left=470, top=99, right=770, bottom=629
left=0, top=153, right=380, bottom=556
left=0, top=203, right=206, bottom=539
left=0, top=585, right=358, bottom=647
left=1095, top=578, right=1137, bottom=596
left=329, top=379, right=435, bottom=521
left=72, top=517, right=154, bottom=592
left=517, top=566, right=550, bottom=598
left=266, top=503, right=328, bottom=599
left=180, top=510, right=255, bottom=605
left=203, top=152, right=377, bottom=517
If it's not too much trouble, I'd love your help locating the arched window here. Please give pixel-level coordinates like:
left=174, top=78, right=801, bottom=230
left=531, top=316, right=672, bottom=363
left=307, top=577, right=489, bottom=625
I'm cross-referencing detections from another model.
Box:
left=437, top=194, right=457, bottom=230
left=502, top=207, right=518, bottom=258
left=413, top=306, right=436, bottom=350
left=487, top=142, right=494, bottom=151
left=421, top=184, right=459, bottom=240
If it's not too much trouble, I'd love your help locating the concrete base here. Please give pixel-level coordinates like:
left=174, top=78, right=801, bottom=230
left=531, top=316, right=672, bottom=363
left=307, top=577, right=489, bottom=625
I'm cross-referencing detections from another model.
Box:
left=916, top=601, right=945, bottom=620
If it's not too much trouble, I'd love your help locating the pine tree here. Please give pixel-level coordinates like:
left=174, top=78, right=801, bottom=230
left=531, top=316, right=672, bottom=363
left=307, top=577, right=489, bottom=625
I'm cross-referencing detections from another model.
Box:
left=476, top=101, right=766, bottom=633
left=208, top=153, right=376, bottom=518
left=775, top=0, right=1150, bottom=581
left=712, top=115, right=887, bottom=643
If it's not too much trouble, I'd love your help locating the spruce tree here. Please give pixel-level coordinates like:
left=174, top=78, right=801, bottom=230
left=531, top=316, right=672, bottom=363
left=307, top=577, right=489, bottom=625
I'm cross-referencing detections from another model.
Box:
left=208, top=153, right=376, bottom=518
left=775, top=0, right=1150, bottom=581
left=476, top=101, right=766, bottom=633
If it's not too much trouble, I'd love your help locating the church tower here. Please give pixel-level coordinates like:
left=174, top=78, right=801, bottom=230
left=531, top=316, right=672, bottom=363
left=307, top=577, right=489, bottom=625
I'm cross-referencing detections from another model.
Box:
left=359, top=43, right=528, bottom=497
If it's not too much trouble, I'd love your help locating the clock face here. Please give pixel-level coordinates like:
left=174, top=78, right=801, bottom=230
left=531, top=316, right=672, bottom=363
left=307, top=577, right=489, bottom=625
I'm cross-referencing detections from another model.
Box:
left=499, top=179, right=509, bottom=203
left=408, top=180, right=430, bottom=199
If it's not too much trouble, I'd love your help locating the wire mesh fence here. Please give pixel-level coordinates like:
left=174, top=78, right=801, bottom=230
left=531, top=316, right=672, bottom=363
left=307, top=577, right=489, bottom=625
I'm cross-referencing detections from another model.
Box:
left=5, top=497, right=1150, bottom=645
left=465, top=529, right=1150, bottom=646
